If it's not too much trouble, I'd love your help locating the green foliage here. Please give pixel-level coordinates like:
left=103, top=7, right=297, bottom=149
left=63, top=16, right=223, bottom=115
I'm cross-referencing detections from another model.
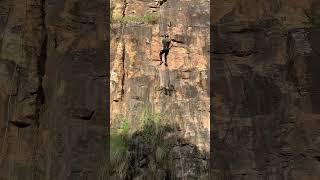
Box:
left=117, top=118, right=130, bottom=135
left=139, top=107, right=171, bottom=168
left=142, top=13, right=159, bottom=24
left=110, top=108, right=172, bottom=179
left=110, top=117, right=131, bottom=179
left=110, top=134, right=130, bottom=179
left=140, top=107, right=163, bottom=129
left=112, top=12, right=159, bottom=24
left=110, top=134, right=126, bottom=151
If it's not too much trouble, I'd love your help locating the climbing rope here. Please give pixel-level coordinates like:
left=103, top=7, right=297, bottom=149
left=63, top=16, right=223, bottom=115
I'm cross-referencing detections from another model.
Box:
left=159, top=0, right=170, bottom=36
left=159, top=1, right=166, bottom=65
left=158, top=2, right=185, bottom=178
left=167, top=0, right=173, bottom=28
left=159, top=2, right=164, bottom=35
left=159, top=0, right=173, bottom=35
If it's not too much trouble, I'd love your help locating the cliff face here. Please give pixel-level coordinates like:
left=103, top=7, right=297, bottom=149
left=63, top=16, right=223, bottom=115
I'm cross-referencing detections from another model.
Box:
left=1, top=0, right=319, bottom=179
left=212, top=0, right=320, bottom=179
left=111, top=0, right=210, bottom=150
left=110, top=0, right=210, bottom=178
left=0, top=0, right=107, bottom=179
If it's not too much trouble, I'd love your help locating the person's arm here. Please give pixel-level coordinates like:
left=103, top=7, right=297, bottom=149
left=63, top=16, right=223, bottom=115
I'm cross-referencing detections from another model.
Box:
left=169, top=40, right=174, bottom=49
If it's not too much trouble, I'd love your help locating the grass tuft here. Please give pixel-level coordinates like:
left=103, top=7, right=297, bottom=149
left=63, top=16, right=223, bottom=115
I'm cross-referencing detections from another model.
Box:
left=112, top=12, right=159, bottom=24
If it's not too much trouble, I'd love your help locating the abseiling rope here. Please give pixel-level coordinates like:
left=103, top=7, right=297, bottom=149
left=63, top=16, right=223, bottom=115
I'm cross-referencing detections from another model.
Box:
left=159, top=1, right=166, bottom=62
left=159, top=0, right=173, bottom=36
left=160, top=1, right=185, bottom=178
left=159, top=1, right=165, bottom=36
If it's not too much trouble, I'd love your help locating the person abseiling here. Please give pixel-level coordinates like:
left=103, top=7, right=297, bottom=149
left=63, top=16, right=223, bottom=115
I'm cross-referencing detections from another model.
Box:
left=159, top=34, right=172, bottom=66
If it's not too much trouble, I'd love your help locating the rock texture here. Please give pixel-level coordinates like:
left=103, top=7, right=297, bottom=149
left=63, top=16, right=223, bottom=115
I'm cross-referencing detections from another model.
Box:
left=212, top=0, right=320, bottom=179
left=110, top=0, right=210, bottom=178
left=0, top=0, right=107, bottom=179
left=111, top=0, right=210, bottom=149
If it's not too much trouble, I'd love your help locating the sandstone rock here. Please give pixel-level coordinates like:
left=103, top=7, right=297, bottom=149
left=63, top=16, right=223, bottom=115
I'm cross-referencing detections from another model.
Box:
left=211, top=0, right=320, bottom=179
left=111, top=0, right=209, bottom=178
left=0, top=0, right=107, bottom=179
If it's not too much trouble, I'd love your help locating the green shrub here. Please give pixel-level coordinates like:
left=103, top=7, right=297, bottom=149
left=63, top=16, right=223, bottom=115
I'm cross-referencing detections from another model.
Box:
left=143, top=13, right=159, bottom=24
left=117, top=118, right=130, bottom=135
left=110, top=108, right=173, bottom=179
left=112, top=12, right=159, bottom=24
left=110, top=134, right=130, bottom=179
left=110, top=117, right=131, bottom=179
left=138, top=107, right=171, bottom=168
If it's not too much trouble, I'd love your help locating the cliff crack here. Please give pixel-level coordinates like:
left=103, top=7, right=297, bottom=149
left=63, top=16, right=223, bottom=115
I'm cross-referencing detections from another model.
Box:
left=119, top=0, right=127, bottom=101
left=34, top=0, right=47, bottom=127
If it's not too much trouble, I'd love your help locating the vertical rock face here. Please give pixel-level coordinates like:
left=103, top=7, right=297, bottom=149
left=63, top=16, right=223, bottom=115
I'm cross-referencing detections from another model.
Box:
left=0, top=0, right=107, bottom=179
left=111, top=0, right=210, bottom=151
left=110, top=0, right=209, bottom=178
left=111, top=0, right=210, bottom=149
left=212, top=0, right=320, bottom=179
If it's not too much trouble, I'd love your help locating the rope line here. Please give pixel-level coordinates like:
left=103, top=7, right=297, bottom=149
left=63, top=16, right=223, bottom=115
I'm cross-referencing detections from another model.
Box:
left=159, top=1, right=185, bottom=179
left=159, top=1, right=185, bottom=178
left=159, top=2, right=163, bottom=35
left=159, top=0, right=169, bottom=36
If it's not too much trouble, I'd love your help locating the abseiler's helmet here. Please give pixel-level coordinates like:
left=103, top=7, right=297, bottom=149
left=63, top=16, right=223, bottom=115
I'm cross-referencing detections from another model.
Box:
left=164, top=34, right=169, bottom=38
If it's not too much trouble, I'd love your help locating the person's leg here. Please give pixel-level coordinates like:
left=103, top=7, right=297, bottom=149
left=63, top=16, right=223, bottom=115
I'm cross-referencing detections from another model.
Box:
left=164, top=50, right=169, bottom=66
left=159, top=50, right=164, bottom=65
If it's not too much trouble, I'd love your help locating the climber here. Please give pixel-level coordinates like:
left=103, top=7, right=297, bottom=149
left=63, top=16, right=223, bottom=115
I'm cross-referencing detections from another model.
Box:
left=159, top=34, right=172, bottom=67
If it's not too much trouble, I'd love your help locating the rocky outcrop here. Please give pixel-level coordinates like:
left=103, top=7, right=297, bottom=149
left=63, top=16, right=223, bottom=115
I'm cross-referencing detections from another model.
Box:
left=111, top=124, right=208, bottom=180
left=111, top=0, right=209, bottom=149
left=0, top=0, right=107, bottom=179
left=110, top=0, right=209, bottom=178
left=212, top=0, right=320, bottom=179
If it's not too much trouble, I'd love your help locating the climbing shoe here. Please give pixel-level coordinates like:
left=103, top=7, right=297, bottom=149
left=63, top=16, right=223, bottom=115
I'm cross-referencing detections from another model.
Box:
left=165, top=63, right=168, bottom=67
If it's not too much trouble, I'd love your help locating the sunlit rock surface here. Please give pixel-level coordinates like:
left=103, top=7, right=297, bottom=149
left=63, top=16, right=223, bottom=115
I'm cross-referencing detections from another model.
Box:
left=110, top=0, right=209, bottom=179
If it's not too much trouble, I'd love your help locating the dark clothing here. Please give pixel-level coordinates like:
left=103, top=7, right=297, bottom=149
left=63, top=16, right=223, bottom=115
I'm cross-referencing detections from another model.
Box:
left=160, top=49, right=169, bottom=64
left=160, top=37, right=171, bottom=65
left=162, top=37, right=171, bottom=50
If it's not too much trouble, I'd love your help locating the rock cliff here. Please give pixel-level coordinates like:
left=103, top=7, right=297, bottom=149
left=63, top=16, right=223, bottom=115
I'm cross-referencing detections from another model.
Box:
left=110, top=0, right=209, bottom=179
left=1, top=0, right=319, bottom=179
left=212, top=0, right=320, bottom=179
left=0, top=0, right=107, bottom=179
